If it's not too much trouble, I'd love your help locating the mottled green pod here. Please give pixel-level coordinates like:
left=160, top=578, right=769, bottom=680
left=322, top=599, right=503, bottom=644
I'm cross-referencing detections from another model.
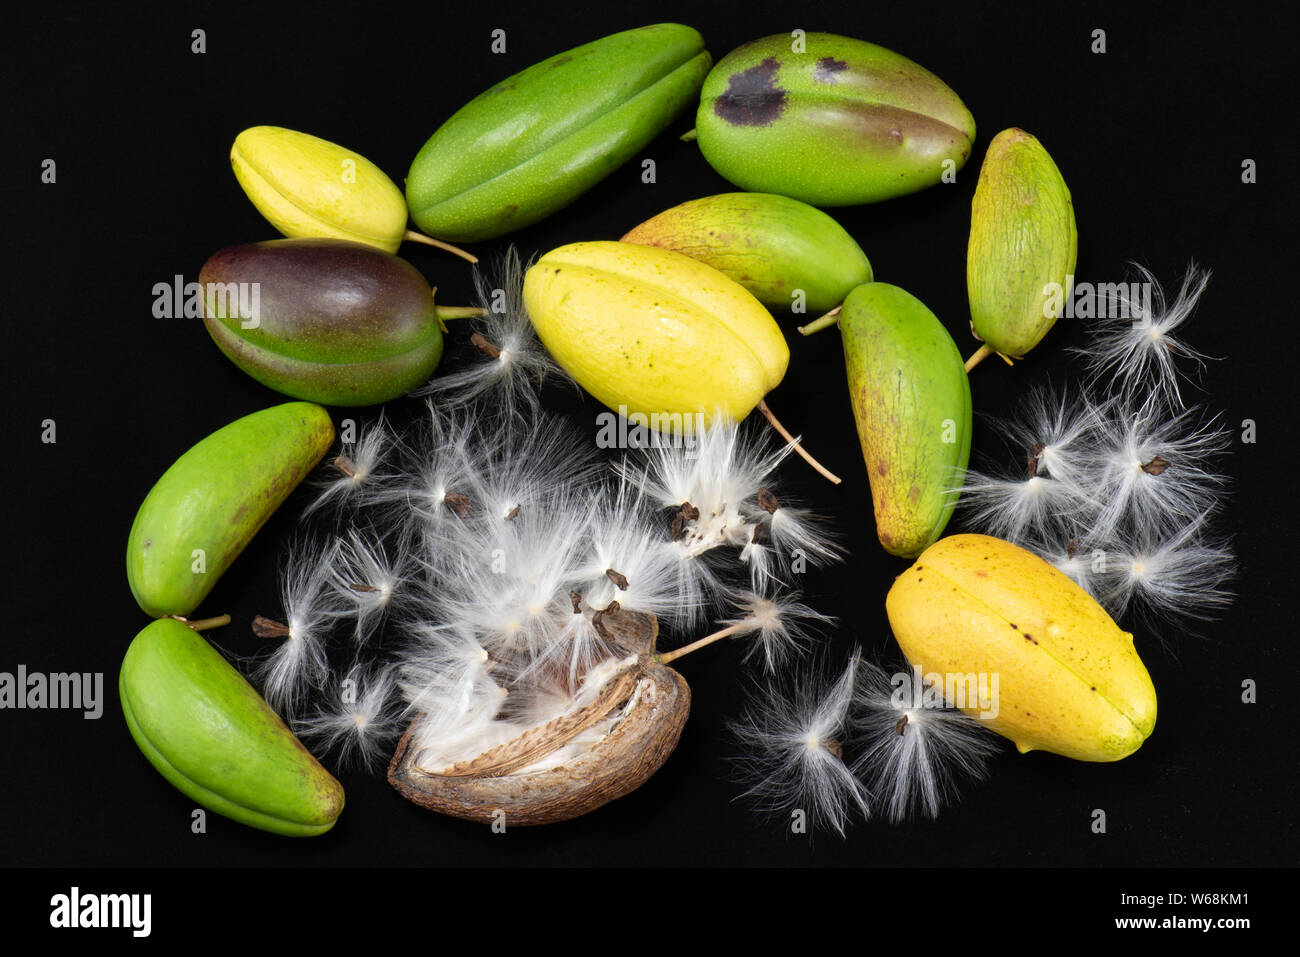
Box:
left=126, top=402, right=334, bottom=618
left=841, top=283, right=971, bottom=557
left=967, top=128, right=1077, bottom=358
left=620, top=192, right=871, bottom=313
left=407, top=24, right=711, bottom=242
left=696, top=33, right=975, bottom=206
left=200, top=238, right=443, bottom=406
left=121, top=618, right=345, bottom=836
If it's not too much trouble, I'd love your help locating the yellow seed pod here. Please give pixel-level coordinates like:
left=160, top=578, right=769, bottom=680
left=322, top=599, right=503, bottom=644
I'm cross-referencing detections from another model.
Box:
left=522, top=241, right=789, bottom=429
left=886, top=534, right=1156, bottom=762
left=231, top=126, right=409, bottom=252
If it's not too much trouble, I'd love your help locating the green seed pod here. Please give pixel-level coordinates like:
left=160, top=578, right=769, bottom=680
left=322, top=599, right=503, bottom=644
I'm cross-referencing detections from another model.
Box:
left=200, top=238, right=446, bottom=406
left=126, top=402, right=334, bottom=618
left=967, top=128, right=1077, bottom=359
left=840, top=283, right=971, bottom=557
left=407, top=24, right=711, bottom=243
left=695, top=33, right=975, bottom=206
left=620, top=192, right=872, bottom=314
left=120, top=618, right=345, bottom=836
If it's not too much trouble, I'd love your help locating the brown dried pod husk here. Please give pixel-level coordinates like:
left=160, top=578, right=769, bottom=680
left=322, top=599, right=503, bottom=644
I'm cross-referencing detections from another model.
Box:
left=387, top=607, right=690, bottom=826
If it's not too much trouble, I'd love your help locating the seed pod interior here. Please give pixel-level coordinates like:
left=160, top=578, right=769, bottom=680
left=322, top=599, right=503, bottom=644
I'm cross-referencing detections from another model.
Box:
left=388, top=610, right=691, bottom=826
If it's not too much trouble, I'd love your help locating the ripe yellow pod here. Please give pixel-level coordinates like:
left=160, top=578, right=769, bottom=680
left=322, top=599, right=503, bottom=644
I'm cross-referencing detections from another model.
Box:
left=886, top=534, right=1156, bottom=762
left=231, top=126, right=409, bottom=253
left=522, top=241, right=789, bottom=428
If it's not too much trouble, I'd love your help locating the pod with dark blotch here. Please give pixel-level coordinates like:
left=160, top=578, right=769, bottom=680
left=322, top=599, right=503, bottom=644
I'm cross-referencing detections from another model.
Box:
left=120, top=618, right=345, bottom=836
left=695, top=33, right=975, bottom=206
left=126, top=401, right=334, bottom=618
left=407, top=24, right=711, bottom=243
left=967, top=128, right=1077, bottom=360
left=887, top=535, right=1157, bottom=761
left=621, top=192, right=872, bottom=314
left=840, top=282, right=971, bottom=557
left=200, top=238, right=443, bottom=406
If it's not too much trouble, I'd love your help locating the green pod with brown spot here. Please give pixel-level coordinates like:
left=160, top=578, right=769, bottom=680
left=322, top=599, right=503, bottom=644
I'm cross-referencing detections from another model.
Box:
left=695, top=33, right=975, bottom=206
left=840, top=283, right=971, bottom=558
left=967, top=128, right=1077, bottom=359
left=121, top=618, right=345, bottom=836
left=200, top=238, right=443, bottom=406
left=620, top=192, right=871, bottom=313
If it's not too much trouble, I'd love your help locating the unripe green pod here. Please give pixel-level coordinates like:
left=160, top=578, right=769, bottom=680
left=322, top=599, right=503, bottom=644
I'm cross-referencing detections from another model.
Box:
left=620, top=192, right=872, bottom=314
left=967, top=128, right=1077, bottom=359
left=840, top=283, right=971, bottom=557
left=696, top=33, right=975, bottom=206
left=200, top=238, right=444, bottom=406
left=407, top=24, right=711, bottom=243
left=120, top=618, right=345, bottom=836
left=126, top=402, right=334, bottom=618
left=231, top=126, right=409, bottom=253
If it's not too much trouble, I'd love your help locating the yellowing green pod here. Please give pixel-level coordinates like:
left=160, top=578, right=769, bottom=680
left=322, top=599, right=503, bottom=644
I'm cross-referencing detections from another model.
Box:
left=126, top=402, right=334, bottom=618
left=840, top=283, right=971, bottom=557
left=886, top=535, right=1157, bottom=761
left=696, top=33, right=975, bottom=206
left=407, top=24, right=711, bottom=243
left=620, top=193, right=872, bottom=314
left=522, top=241, right=788, bottom=428
left=121, top=618, right=344, bottom=836
left=232, top=126, right=410, bottom=253
left=967, top=128, right=1077, bottom=359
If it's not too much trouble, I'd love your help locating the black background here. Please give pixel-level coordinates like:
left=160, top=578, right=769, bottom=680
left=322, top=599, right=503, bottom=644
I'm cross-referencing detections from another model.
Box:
left=3, top=0, right=1295, bottom=878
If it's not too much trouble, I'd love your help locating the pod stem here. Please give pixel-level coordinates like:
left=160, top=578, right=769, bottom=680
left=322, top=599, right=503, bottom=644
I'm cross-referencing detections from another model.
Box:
left=964, top=343, right=994, bottom=372
left=403, top=229, right=478, bottom=264
left=679, top=128, right=698, bottom=143
left=964, top=344, right=1016, bottom=372
left=756, top=399, right=842, bottom=485
left=436, top=305, right=487, bottom=321
left=656, top=623, right=746, bottom=665
left=797, top=305, right=842, bottom=337
left=169, top=614, right=231, bottom=633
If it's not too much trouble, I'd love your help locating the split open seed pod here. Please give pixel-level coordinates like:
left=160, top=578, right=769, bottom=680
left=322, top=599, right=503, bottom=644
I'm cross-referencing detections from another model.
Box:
left=387, top=607, right=691, bottom=826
